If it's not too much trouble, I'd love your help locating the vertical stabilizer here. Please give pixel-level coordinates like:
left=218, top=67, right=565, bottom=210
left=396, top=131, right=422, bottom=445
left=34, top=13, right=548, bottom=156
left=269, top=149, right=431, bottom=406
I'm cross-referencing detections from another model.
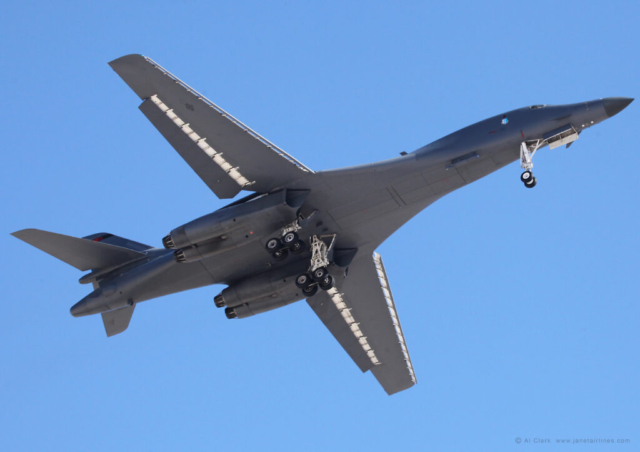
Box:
left=101, top=305, right=136, bottom=337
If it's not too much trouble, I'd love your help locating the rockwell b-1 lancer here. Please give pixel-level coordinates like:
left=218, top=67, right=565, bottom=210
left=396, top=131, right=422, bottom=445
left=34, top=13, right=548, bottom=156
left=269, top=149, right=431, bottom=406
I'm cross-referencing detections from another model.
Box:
left=12, top=55, right=633, bottom=395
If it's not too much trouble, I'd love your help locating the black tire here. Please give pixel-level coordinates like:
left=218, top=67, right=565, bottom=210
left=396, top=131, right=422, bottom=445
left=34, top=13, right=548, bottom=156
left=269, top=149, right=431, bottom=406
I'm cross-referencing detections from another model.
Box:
left=295, top=273, right=311, bottom=288
left=319, top=275, right=335, bottom=291
left=521, top=171, right=533, bottom=183
left=290, top=240, right=306, bottom=254
left=302, top=284, right=319, bottom=297
left=525, top=176, right=537, bottom=189
left=282, top=231, right=298, bottom=245
left=312, top=266, right=328, bottom=281
left=224, top=307, right=237, bottom=319
left=265, top=237, right=282, bottom=252
left=273, top=248, right=289, bottom=260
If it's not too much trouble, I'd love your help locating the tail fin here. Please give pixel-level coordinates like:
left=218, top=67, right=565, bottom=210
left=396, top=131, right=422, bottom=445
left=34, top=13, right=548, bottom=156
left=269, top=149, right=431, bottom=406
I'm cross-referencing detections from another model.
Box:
left=102, top=304, right=136, bottom=337
left=11, top=229, right=147, bottom=271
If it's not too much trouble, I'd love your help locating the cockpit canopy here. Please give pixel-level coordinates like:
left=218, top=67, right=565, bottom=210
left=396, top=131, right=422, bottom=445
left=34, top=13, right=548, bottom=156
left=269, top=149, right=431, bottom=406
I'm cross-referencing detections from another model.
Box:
left=530, top=105, right=547, bottom=109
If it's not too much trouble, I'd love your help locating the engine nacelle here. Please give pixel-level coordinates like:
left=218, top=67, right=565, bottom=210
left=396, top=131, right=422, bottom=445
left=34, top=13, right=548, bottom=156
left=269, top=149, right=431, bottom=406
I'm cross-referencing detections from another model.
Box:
left=163, top=189, right=308, bottom=250
left=217, top=272, right=294, bottom=308
left=225, top=290, right=306, bottom=319
left=217, top=268, right=307, bottom=319
left=173, top=235, right=247, bottom=263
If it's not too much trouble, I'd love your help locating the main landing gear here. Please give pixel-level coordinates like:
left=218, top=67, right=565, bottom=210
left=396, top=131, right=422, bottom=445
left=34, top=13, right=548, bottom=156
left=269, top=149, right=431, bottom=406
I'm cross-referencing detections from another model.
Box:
left=265, top=223, right=337, bottom=296
left=520, top=140, right=544, bottom=188
left=264, top=220, right=306, bottom=260
left=295, top=235, right=336, bottom=297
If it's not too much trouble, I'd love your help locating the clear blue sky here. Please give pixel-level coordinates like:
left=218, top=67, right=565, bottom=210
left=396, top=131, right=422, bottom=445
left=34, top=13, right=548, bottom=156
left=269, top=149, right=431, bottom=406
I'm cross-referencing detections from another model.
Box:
left=1, top=1, right=638, bottom=451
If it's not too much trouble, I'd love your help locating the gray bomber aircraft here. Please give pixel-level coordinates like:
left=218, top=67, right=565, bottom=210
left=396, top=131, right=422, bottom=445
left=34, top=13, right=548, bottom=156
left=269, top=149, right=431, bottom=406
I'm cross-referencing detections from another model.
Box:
left=12, top=55, right=633, bottom=395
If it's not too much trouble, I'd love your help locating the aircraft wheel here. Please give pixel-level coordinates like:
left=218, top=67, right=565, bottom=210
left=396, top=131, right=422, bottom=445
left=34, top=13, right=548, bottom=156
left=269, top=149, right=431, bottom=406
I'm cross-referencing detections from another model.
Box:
left=312, top=266, right=328, bottom=281
left=524, top=177, right=537, bottom=189
left=302, top=284, right=319, bottom=297
left=521, top=171, right=533, bottom=183
left=224, top=307, right=237, bottom=319
left=265, top=237, right=282, bottom=252
left=520, top=171, right=533, bottom=184
left=290, top=240, right=306, bottom=254
left=273, top=248, right=289, bottom=260
left=295, top=273, right=311, bottom=288
left=282, top=231, right=298, bottom=245
left=319, top=275, right=335, bottom=291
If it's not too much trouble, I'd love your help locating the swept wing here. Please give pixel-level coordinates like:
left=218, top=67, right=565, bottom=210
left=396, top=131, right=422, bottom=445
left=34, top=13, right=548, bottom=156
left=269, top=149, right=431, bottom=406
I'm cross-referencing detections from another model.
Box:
left=109, top=54, right=313, bottom=199
left=307, top=253, right=417, bottom=395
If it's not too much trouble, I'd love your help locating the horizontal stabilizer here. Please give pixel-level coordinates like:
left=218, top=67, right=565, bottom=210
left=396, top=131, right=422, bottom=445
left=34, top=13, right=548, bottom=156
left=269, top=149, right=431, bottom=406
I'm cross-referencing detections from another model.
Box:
left=102, top=305, right=135, bottom=337
left=11, top=229, right=146, bottom=271
left=83, top=232, right=153, bottom=252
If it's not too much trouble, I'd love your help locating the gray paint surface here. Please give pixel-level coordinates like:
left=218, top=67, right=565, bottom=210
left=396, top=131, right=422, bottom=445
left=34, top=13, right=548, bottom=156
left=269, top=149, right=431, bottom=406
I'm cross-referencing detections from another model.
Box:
left=11, top=54, right=633, bottom=395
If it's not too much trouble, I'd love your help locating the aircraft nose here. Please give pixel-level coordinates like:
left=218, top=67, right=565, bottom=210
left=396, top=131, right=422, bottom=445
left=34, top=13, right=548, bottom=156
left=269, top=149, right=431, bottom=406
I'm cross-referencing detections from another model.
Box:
left=603, top=97, right=634, bottom=118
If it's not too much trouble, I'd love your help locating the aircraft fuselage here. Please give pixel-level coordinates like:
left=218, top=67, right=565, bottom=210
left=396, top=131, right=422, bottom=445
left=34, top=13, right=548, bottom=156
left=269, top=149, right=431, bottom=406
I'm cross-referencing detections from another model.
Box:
left=69, top=97, right=630, bottom=319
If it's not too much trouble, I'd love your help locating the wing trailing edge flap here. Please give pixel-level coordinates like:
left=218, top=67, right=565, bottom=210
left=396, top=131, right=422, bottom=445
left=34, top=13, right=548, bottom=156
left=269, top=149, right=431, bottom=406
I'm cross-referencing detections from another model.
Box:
left=109, top=54, right=314, bottom=199
left=139, top=98, right=242, bottom=199
left=307, top=292, right=374, bottom=373
left=11, top=229, right=146, bottom=272
left=307, top=253, right=417, bottom=395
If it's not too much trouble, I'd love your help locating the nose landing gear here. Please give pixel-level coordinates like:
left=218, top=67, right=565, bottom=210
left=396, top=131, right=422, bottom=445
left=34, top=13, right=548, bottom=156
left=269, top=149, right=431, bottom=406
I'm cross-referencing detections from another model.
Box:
left=520, top=140, right=543, bottom=188
left=521, top=170, right=537, bottom=188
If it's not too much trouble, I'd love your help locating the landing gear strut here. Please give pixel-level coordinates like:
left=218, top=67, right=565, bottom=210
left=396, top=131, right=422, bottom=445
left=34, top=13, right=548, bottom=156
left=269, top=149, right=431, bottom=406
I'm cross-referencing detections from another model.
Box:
left=296, top=234, right=336, bottom=296
left=520, top=140, right=543, bottom=188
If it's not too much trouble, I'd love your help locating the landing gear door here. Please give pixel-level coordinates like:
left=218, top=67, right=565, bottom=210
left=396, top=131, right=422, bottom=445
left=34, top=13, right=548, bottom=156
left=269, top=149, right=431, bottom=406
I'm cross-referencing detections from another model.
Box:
left=544, top=124, right=579, bottom=149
